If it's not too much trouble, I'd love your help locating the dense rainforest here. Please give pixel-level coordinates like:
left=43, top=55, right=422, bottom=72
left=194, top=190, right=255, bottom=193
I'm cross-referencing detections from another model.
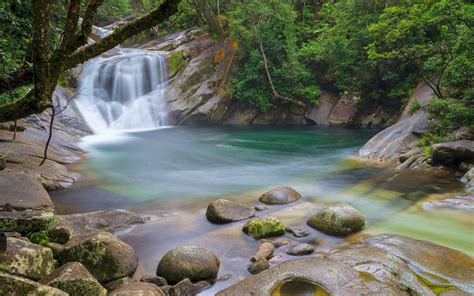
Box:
left=0, top=0, right=473, bottom=147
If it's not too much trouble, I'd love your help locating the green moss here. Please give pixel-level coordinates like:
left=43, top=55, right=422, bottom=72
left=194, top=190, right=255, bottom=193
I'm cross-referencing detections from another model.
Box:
left=169, top=51, right=186, bottom=76
left=243, top=217, right=285, bottom=239
left=414, top=272, right=457, bottom=294
left=24, top=216, right=60, bottom=234
left=27, top=230, right=50, bottom=246
left=0, top=218, right=18, bottom=232
left=409, top=101, right=421, bottom=115
left=180, top=64, right=215, bottom=93
left=51, top=279, right=105, bottom=296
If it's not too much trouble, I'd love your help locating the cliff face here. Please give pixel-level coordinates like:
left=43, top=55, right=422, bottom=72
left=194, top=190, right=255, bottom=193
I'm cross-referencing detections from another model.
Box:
left=139, top=29, right=394, bottom=127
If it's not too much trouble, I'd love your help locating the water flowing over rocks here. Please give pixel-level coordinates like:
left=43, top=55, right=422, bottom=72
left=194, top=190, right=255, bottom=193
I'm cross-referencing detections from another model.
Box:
left=156, top=245, right=220, bottom=284
left=206, top=199, right=255, bottom=223
left=307, top=203, right=365, bottom=235
left=242, top=217, right=285, bottom=239
left=258, top=186, right=302, bottom=205
left=59, top=231, right=138, bottom=283
left=39, top=262, right=107, bottom=295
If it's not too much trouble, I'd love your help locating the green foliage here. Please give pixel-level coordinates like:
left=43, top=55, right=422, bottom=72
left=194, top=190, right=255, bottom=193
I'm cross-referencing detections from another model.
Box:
left=417, top=133, right=444, bottom=148
left=410, top=101, right=421, bottom=115
left=428, top=98, right=474, bottom=131
left=27, top=231, right=50, bottom=246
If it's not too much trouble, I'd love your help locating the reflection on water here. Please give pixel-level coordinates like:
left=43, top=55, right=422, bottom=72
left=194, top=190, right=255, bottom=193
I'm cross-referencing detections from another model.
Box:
left=272, top=280, right=330, bottom=296
left=50, top=126, right=472, bottom=294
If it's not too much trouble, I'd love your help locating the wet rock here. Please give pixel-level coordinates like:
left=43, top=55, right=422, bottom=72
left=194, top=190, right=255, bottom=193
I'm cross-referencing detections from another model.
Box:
left=59, top=231, right=138, bottom=283
left=259, top=186, right=302, bottom=205
left=260, top=238, right=290, bottom=248
left=423, top=193, right=474, bottom=212
left=156, top=246, right=220, bottom=284
left=206, top=199, right=255, bottom=223
left=218, top=234, right=474, bottom=295
left=0, top=237, right=57, bottom=280
left=431, top=140, right=474, bottom=164
left=248, top=257, right=269, bottom=274
left=285, top=225, right=310, bottom=237
left=243, top=217, right=285, bottom=239
left=0, top=174, right=55, bottom=212
left=307, top=204, right=365, bottom=235
left=253, top=205, right=269, bottom=211
left=104, top=277, right=136, bottom=291
left=109, top=282, right=165, bottom=296
left=217, top=274, right=232, bottom=282
left=0, top=210, right=58, bottom=233
left=39, top=262, right=106, bottom=295
left=169, top=278, right=211, bottom=296
left=0, top=271, right=67, bottom=296
left=287, top=243, right=315, bottom=256
left=251, top=242, right=275, bottom=262
left=141, top=274, right=168, bottom=286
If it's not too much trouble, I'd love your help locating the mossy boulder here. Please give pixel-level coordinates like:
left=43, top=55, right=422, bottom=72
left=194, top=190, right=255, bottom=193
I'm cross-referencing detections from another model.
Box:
left=243, top=217, right=285, bottom=239
left=259, top=186, right=302, bottom=205
left=156, top=246, right=220, bottom=284
left=206, top=199, right=255, bottom=223
left=0, top=237, right=57, bottom=280
left=0, top=211, right=59, bottom=233
left=109, top=282, right=165, bottom=296
left=306, top=204, right=365, bottom=235
left=39, top=262, right=107, bottom=295
left=58, top=231, right=138, bottom=283
left=0, top=271, right=67, bottom=296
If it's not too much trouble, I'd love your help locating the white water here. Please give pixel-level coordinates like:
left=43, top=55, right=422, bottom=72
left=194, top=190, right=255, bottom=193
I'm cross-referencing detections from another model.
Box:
left=75, top=48, right=169, bottom=133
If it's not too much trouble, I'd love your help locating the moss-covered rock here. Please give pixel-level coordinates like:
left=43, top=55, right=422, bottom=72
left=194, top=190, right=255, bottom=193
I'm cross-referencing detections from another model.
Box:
left=259, top=186, right=302, bottom=205
left=0, top=237, right=57, bottom=280
left=168, top=51, right=186, bottom=77
left=206, top=199, right=255, bottom=223
left=243, top=217, right=285, bottom=239
left=59, top=231, right=138, bottom=283
left=39, top=262, right=107, bottom=295
left=156, top=245, right=220, bottom=284
left=306, top=203, right=365, bottom=235
left=0, top=271, right=67, bottom=296
left=0, top=211, right=59, bottom=233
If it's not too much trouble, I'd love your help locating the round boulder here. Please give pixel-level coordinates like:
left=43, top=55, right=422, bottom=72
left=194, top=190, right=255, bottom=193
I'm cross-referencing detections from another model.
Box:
left=109, top=282, right=164, bottom=296
left=58, top=231, right=138, bottom=283
left=156, top=246, right=220, bottom=284
left=306, top=204, right=365, bottom=235
left=259, top=186, right=302, bottom=205
left=206, top=199, right=255, bottom=223
left=243, top=217, right=285, bottom=239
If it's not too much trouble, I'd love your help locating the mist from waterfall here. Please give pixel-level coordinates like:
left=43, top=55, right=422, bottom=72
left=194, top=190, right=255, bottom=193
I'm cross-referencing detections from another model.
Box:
left=75, top=49, right=169, bottom=133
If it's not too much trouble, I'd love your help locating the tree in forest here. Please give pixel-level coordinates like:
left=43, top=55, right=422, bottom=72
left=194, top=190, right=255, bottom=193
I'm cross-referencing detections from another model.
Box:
left=0, top=0, right=180, bottom=123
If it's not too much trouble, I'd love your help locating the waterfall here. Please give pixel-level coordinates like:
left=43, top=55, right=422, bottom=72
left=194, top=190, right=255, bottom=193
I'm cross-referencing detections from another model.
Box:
left=75, top=48, right=169, bottom=133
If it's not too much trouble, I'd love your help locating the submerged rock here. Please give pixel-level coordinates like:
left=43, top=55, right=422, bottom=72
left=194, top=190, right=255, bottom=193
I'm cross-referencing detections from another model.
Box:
left=59, top=231, right=138, bottom=283
left=243, top=217, right=285, bottom=239
left=156, top=245, right=220, bottom=284
left=206, top=199, right=255, bottom=223
left=287, top=243, right=315, bottom=256
left=109, top=282, right=164, bottom=296
left=285, top=225, right=310, bottom=237
left=39, top=262, right=106, bottom=295
left=431, top=140, right=474, bottom=164
left=0, top=271, right=67, bottom=296
left=0, top=237, right=57, bottom=280
left=248, top=257, right=269, bottom=274
left=307, top=204, right=365, bottom=235
left=259, top=186, right=302, bottom=205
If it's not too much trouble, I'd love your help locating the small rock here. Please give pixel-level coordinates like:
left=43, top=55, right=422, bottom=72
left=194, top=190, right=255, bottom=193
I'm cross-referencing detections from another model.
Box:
left=0, top=237, right=57, bottom=280
left=156, top=245, right=220, bottom=284
left=104, top=277, right=135, bottom=291
left=261, top=238, right=290, bottom=248
left=251, top=242, right=275, bottom=262
left=287, top=243, right=315, bottom=256
left=109, top=282, right=165, bottom=296
left=47, top=226, right=72, bottom=244
left=243, top=217, right=285, bottom=239
left=0, top=271, right=67, bottom=295
left=253, top=205, right=269, bottom=211
left=39, top=262, right=106, bottom=295
left=141, top=274, right=168, bottom=286
left=248, top=257, right=269, bottom=274
left=59, top=231, right=138, bottom=283
left=259, top=186, right=302, bottom=205
left=285, top=225, right=310, bottom=237
left=463, top=168, right=474, bottom=186
left=307, top=204, right=365, bottom=235
left=206, top=199, right=255, bottom=223
left=217, top=274, right=232, bottom=282
left=169, top=278, right=211, bottom=296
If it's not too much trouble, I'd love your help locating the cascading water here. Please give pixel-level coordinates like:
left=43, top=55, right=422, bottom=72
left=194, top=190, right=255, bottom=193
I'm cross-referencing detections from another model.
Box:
left=75, top=48, right=169, bottom=133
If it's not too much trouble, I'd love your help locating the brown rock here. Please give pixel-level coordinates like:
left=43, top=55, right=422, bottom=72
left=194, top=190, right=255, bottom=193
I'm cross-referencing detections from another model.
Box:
left=109, top=282, right=165, bottom=296
left=206, top=199, right=255, bottom=223
left=259, top=186, right=302, bottom=205
left=287, top=243, right=315, bottom=256
left=248, top=257, right=269, bottom=274
left=251, top=242, right=275, bottom=262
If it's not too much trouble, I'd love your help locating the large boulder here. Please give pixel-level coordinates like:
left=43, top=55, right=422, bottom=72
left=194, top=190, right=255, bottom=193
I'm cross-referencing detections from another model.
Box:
left=206, top=199, right=255, bottom=223
left=109, top=282, right=165, bottom=296
left=58, top=231, right=138, bottom=283
left=0, top=237, right=57, bottom=280
left=39, top=262, right=107, bottom=295
left=156, top=246, right=220, bottom=284
left=307, top=204, right=365, bottom=235
left=242, top=217, right=285, bottom=239
left=431, top=140, right=474, bottom=164
left=0, top=271, right=67, bottom=296
left=258, top=186, right=302, bottom=205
